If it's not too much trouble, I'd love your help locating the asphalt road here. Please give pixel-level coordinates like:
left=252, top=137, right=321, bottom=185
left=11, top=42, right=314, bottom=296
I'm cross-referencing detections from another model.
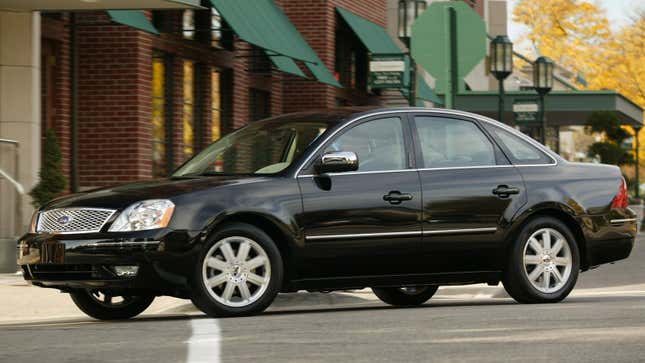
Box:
left=2, top=237, right=645, bottom=363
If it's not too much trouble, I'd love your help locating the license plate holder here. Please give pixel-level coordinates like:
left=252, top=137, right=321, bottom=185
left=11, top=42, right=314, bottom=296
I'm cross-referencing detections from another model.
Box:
left=40, top=241, right=65, bottom=264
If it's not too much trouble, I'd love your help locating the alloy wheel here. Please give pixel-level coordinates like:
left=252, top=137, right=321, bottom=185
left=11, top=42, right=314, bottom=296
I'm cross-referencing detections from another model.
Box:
left=87, top=290, right=136, bottom=308
left=522, top=228, right=573, bottom=293
left=201, top=236, right=271, bottom=308
left=399, top=286, right=429, bottom=295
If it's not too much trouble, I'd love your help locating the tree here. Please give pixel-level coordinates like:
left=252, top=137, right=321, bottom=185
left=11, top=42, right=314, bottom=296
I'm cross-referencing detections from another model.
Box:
left=513, top=1, right=645, bottom=169
left=585, top=111, right=634, bottom=166
left=30, top=129, right=67, bottom=208
left=512, top=0, right=611, bottom=84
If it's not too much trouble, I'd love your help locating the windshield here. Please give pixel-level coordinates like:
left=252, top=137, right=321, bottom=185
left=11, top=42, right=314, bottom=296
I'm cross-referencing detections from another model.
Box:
left=173, top=117, right=333, bottom=177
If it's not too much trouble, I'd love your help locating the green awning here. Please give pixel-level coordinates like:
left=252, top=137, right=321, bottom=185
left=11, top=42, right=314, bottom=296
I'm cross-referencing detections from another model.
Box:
left=400, top=77, right=443, bottom=106
left=336, top=7, right=403, bottom=55
left=210, top=0, right=339, bottom=86
left=107, top=10, right=159, bottom=35
left=416, top=77, right=443, bottom=105
left=400, top=55, right=443, bottom=105
left=305, top=57, right=342, bottom=87
left=210, top=0, right=317, bottom=63
left=267, top=51, right=341, bottom=87
left=267, top=53, right=306, bottom=78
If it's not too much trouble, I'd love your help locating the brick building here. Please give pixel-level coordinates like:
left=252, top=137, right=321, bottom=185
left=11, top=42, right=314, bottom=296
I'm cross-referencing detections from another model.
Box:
left=38, top=1, right=397, bottom=192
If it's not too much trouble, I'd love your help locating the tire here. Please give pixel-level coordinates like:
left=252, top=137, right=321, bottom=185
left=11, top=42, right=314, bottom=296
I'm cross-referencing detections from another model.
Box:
left=372, top=285, right=439, bottom=306
left=69, top=289, right=155, bottom=320
left=503, top=216, right=580, bottom=304
left=190, top=223, right=283, bottom=318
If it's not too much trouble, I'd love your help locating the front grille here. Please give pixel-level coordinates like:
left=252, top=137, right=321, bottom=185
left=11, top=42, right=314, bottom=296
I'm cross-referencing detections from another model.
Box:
left=36, top=208, right=116, bottom=234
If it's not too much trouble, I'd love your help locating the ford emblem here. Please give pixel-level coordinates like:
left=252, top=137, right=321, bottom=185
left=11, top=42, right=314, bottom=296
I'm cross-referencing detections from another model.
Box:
left=57, top=215, right=72, bottom=225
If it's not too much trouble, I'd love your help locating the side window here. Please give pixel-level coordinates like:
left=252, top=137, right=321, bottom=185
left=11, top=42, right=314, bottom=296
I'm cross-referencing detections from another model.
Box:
left=414, top=116, right=496, bottom=168
left=324, top=117, right=406, bottom=172
left=490, top=126, right=553, bottom=165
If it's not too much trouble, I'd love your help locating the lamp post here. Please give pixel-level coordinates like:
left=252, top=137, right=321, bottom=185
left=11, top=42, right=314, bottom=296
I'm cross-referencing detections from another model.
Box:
left=398, top=0, right=427, bottom=106
left=635, top=126, right=641, bottom=198
left=533, top=56, right=554, bottom=145
left=489, top=35, right=513, bottom=123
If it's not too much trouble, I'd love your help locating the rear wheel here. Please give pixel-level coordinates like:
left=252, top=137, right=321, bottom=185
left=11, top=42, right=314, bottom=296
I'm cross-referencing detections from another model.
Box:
left=372, top=285, right=439, bottom=306
left=503, top=216, right=580, bottom=303
left=69, top=289, right=155, bottom=320
left=190, top=223, right=283, bottom=317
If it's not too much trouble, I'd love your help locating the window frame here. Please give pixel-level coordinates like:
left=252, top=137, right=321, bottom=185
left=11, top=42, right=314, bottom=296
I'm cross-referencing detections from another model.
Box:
left=300, top=113, right=416, bottom=175
left=482, top=123, right=557, bottom=166
left=407, top=113, right=510, bottom=170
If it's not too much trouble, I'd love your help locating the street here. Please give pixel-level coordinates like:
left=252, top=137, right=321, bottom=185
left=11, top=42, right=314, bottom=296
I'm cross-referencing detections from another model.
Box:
left=2, top=236, right=645, bottom=363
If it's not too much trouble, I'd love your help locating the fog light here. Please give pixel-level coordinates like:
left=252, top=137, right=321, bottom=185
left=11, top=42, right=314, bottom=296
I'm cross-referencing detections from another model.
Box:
left=113, top=265, right=139, bottom=278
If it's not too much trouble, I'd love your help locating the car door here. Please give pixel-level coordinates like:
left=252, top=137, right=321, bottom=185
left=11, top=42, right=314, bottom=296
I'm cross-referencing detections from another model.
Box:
left=296, top=115, right=424, bottom=278
left=410, top=113, right=527, bottom=273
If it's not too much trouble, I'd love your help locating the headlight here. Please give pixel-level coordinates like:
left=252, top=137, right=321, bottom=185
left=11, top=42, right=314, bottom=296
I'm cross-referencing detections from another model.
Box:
left=29, top=211, right=39, bottom=233
left=108, top=199, right=175, bottom=232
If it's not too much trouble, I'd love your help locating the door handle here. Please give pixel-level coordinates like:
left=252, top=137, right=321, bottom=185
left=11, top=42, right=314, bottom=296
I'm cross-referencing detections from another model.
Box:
left=383, top=191, right=413, bottom=205
left=492, top=185, right=520, bottom=198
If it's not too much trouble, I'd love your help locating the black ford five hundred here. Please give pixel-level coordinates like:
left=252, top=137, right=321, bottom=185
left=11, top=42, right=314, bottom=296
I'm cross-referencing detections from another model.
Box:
left=18, top=108, right=636, bottom=319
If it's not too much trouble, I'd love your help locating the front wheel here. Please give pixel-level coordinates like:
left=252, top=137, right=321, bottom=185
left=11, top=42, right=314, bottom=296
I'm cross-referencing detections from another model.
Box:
left=503, top=216, right=580, bottom=303
left=372, top=285, right=439, bottom=306
left=69, top=289, right=155, bottom=320
left=190, top=223, right=283, bottom=318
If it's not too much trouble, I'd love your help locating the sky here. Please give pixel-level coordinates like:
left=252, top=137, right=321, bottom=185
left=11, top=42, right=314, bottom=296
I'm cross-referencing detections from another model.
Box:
left=507, top=0, right=643, bottom=46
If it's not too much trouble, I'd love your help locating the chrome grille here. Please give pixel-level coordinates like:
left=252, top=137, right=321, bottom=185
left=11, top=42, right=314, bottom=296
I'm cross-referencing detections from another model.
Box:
left=36, top=208, right=116, bottom=234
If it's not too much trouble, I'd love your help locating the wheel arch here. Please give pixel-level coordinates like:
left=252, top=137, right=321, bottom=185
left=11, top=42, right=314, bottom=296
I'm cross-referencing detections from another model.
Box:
left=204, top=211, right=299, bottom=289
left=505, top=205, right=588, bottom=271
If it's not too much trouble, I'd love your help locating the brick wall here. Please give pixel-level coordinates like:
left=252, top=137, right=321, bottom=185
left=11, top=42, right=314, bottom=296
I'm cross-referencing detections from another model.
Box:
left=279, top=0, right=387, bottom=112
left=39, top=0, right=386, bottom=188
left=76, top=12, right=153, bottom=188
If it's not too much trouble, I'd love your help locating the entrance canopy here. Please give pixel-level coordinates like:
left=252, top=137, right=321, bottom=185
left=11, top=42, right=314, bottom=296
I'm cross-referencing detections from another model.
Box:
left=0, top=0, right=201, bottom=11
left=451, top=91, right=643, bottom=127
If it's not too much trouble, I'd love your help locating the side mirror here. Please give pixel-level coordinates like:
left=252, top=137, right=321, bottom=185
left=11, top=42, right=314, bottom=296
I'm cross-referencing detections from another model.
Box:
left=315, top=151, right=359, bottom=174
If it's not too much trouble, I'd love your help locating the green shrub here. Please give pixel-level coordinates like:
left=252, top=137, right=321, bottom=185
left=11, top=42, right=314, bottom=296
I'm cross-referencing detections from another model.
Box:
left=29, top=128, right=67, bottom=208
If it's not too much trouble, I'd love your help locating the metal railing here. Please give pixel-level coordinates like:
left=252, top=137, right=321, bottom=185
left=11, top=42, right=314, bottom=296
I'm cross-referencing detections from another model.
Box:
left=0, top=138, right=23, bottom=272
left=0, top=138, right=23, bottom=238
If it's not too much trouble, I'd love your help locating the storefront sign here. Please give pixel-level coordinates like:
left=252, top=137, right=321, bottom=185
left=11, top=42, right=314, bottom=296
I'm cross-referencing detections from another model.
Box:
left=513, top=99, right=539, bottom=124
left=369, top=54, right=405, bottom=89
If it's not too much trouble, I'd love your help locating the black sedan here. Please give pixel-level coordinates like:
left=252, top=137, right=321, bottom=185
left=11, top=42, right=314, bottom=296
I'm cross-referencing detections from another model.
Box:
left=18, top=108, right=636, bottom=319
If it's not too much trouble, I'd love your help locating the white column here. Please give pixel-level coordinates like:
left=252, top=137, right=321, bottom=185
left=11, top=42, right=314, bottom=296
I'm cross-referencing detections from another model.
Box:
left=0, top=11, right=40, bottom=240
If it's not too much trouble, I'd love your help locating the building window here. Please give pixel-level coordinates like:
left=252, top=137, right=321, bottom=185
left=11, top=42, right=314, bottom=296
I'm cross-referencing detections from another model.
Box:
left=183, top=10, right=195, bottom=40
left=250, top=89, right=271, bottom=122
left=335, top=21, right=368, bottom=91
left=152, top=53, right=168, bottom=178
left=183, top=60, right=196, bottom=159
left=250, top=46, right=271, bottom=74
left=211, top=69, right=222, bottom=141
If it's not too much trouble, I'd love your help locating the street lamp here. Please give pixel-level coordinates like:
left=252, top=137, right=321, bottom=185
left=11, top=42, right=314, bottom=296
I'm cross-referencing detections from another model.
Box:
left=398, top=0, right=427, bottom=47
left=635, top=126, right=642, bottom=198
left=489, top=35, right=513, bottom=123
left=533, top=56, right=554, bottom=145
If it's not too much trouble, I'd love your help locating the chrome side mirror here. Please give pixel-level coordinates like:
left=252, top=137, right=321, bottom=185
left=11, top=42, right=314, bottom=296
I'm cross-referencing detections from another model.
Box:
left=316, top=151, right=359, bottom=174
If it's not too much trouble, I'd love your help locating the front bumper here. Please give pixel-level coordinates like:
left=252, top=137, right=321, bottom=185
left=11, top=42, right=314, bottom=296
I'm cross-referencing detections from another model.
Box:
left=17, top=229, right=202, bottom=296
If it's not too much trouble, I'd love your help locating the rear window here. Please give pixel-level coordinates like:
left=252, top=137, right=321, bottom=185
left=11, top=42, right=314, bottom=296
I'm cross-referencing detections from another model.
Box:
left=489, top=126, right=553, bottom=165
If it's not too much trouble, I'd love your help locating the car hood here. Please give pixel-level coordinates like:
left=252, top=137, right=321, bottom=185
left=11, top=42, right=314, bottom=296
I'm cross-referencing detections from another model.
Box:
left=42, top=176, right=268, bottom=211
